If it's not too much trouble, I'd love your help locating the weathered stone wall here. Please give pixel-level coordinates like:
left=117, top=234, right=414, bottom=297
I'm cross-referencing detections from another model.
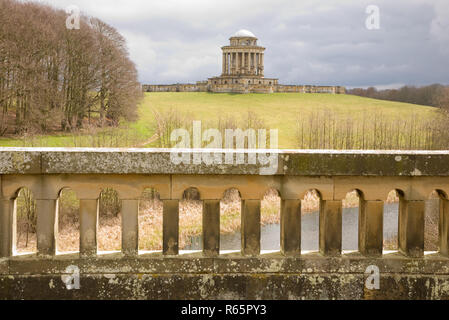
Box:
left=275, top=85, right=346, bottom=94
left=0, top=148, right=448, bottom=300
left=142, top=83, right=346, bottom=94
left=142, top=82, right=208, bottom=92
left=2, top=253, right=449, bottom=300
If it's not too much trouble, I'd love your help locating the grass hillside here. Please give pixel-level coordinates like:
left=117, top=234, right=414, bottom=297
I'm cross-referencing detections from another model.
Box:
left=0, top=92, right=440, bottom=149
left=141, top=92, right=439, bottom=149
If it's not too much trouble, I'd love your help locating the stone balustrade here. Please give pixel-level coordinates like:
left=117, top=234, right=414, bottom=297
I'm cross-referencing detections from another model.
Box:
left=1, top=148, right=449, bottom=299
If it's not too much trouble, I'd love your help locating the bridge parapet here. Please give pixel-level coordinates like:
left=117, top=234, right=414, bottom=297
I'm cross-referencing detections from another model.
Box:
left=0, top=148, right=449, bottom=299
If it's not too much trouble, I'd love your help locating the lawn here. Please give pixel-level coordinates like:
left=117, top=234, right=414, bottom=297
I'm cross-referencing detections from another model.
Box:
left=143, top=92, right=439, bottom=149
left=0, top=92, right=439, bottom=149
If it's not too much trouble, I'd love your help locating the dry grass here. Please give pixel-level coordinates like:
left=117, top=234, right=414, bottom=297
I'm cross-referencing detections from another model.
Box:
left=57, top=220, right=80, bottom=252
left=179, top=199, right=203, bottom=249
left=98, top=214, right=122, bottom=251
left=138, top=198, right=163, bottom=251
left=16, top=222, right=37, bottom=253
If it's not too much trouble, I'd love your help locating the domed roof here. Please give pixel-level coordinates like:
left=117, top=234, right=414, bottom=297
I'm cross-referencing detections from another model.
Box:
left=233, top=29, right=256, bottom=38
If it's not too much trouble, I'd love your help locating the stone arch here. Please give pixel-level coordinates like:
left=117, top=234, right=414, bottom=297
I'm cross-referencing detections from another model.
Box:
left=301, top=189, right=322, bottom=252
left=261, top=188, right=281, bottom=251
left=56, top=187, right=80, bottom=253
left=220, top=188, right=242, bottom=252
left=179, top=187, right=203, bottom=251
left=383, top=189, right=402, bottom=251
left=182, top=187, right=201, bottom=201
left=98, top=187, right=122, bottom=252
left=138, top=188, right=163, bottom=252
left=424, top=190, right=446, bottom=252
left=342, top=189, right=363, bottom=251
left=13, top=187, right=37, bottom=255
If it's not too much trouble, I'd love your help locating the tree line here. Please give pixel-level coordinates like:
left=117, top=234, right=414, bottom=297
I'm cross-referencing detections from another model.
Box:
left=348, top=84, right=449, bottom=109
left=0, top=0, right=142, bottom=135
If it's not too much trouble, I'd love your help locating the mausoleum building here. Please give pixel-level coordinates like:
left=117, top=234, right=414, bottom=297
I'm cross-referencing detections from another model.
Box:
left=144, top=30, right=345, bottom=94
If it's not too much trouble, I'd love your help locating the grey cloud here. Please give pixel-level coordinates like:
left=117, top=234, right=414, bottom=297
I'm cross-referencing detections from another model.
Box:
left=40, top=0, right=449, bottom=88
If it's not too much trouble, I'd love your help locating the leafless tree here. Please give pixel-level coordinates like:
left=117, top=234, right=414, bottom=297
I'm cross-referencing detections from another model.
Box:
left=0, top=0, right=142, bottom=135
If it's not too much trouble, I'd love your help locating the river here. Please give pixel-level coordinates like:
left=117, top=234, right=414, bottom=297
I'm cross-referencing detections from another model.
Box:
left=185, top=203, right=399, bottom=251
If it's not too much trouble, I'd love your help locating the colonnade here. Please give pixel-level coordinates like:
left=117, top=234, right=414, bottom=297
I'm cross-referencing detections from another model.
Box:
left=222, top=51, right=264, bottom=76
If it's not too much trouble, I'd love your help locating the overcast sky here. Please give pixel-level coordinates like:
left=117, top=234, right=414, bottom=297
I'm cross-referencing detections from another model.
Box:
left=34, top=0, right=449, bottom=88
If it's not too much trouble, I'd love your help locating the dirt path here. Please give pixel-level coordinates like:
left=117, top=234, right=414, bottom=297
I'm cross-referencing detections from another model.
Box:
left=134, top=107, right=161, bottom=147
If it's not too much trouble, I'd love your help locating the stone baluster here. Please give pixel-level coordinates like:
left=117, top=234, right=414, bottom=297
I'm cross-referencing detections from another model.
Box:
left=280, top=199, right=301, bottom=256
left=241, top=199, right=260, bottom=256
left=121, top=199, right=139, bottom=256
left=0, top=197, right=14, bottom=257
left=439, top=197, right=449, bottom=256
left=319, top=199, right=342, bottom=256
left=202, top=200, right=220, bottom=257
left=36, top=199, right=57, bottom=257
left=359, top=199, right=384, bottom=256
left=80, top=199, right=99, bottom=258
left=399, top=199, right=424, bottom=258
left=163, top=200, right=179, bottom=255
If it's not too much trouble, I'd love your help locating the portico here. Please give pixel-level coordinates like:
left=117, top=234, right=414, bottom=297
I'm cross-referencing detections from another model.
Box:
left=209, top=29, right=278, bottom=93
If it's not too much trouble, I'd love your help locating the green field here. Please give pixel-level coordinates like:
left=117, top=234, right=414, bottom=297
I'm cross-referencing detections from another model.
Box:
left=0, top=92, right=440, bottom=149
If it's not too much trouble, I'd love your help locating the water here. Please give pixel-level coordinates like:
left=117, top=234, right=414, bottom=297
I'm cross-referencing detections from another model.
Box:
left=185, top=203, right=399, bottom=251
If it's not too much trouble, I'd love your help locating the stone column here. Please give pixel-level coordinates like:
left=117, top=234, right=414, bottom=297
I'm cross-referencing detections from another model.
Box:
left=440, top=198, right=449, bottom=256
left=0, top=198, right=14, bottom=257
left=202, top=200, right=220, bottom=257
left=359, top=200, right=383, bottom=256
left=251, top=53, right=255, bottom=74
left=241, top=200, right=260, bottom=256
left=121, top=199, right=139, bottom=256
left=281, top=200, right=301, bottom=256
left=255, top=53, right=259, bottom=75
left=36, top=199, right=57, bottom=257
left=319, top=200, right=342, bottom=256
left=399, top=199, right=424, bottom=258
left=236, top=52, right=240, bottom=74
left=163, top=200, right=179, bottom=255
left=80, top=199, right=98, bottom=258
left=249, top=53, right=253, bottom=74
left=222, top=52, right=226, bottom=75
left=260, top=53, right=265, bottom=77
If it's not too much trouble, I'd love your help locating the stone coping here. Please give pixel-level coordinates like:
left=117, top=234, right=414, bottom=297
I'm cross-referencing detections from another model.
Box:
left=1, top=147, right=449, bottom=176
left=2, top=251, right=449, bottom=275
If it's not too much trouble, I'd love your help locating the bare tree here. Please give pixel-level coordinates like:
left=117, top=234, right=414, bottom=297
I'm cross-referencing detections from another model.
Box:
left=0, top=0, right=142, bottom=135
